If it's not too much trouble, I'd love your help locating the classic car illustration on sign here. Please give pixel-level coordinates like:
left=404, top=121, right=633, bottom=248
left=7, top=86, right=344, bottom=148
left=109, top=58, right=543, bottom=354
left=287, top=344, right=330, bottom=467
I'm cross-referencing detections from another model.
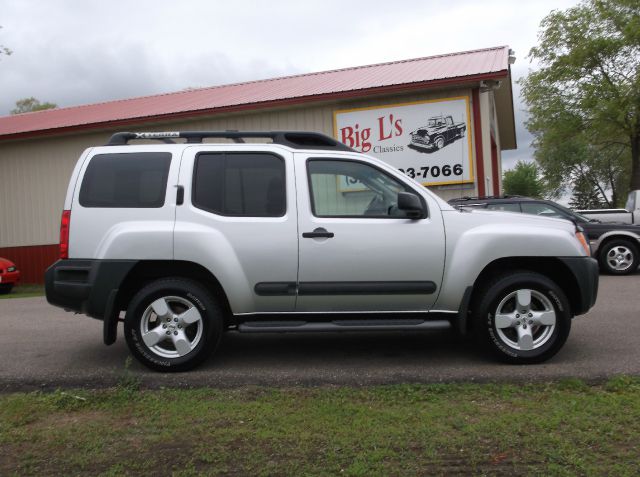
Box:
left=409, top=115, right=466, bottom=151
left=334, top=97, right=473, bottom=187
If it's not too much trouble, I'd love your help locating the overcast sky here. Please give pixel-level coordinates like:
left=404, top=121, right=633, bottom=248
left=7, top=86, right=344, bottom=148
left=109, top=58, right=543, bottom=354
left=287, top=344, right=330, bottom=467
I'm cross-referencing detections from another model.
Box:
left=0, top=0, right=582, bottom=168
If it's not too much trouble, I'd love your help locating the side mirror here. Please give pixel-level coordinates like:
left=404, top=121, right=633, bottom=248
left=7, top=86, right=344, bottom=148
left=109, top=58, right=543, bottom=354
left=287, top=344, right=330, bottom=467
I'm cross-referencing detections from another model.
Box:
left=397, top=192, right=424, bottom=219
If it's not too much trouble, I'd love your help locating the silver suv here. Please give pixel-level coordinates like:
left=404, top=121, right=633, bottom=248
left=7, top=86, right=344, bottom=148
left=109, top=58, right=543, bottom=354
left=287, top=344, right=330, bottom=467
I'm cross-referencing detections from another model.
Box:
left=45, top=131, right=599, bottom=371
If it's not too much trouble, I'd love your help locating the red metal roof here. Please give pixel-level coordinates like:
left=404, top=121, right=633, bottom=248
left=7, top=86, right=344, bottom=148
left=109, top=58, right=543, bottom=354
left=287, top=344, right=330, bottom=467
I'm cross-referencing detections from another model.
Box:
left=0, top=46, right=510, bottom=140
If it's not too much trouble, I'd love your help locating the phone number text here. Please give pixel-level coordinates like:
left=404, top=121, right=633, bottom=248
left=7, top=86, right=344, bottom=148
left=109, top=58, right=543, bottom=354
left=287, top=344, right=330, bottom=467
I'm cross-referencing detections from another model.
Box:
left=398, top=163, right=463, bottom=180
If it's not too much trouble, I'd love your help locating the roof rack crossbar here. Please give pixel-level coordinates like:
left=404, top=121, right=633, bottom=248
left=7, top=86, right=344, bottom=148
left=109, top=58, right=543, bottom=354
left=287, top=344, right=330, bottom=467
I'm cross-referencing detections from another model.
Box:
left=105, top=131, right=355, bottom=151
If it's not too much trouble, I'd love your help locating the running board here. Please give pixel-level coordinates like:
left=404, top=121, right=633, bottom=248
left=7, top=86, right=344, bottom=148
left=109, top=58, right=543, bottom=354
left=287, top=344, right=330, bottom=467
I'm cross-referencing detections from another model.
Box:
left=237, top=319, right=451, bottom=333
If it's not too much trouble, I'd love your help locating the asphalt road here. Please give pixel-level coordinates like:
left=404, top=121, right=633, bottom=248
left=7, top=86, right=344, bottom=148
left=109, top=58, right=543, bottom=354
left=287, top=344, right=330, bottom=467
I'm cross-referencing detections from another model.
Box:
left=1, top=274, right=639, bottom=391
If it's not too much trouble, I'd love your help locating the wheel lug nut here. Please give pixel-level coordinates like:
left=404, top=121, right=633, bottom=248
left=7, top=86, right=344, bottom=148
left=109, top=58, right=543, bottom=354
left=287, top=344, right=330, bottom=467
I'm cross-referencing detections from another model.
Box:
left=515, top=321, right=521, bottom=326
left=516, top=314, right=520, bottom=318
left=528, top=320, right=533, bottom=325
left=162, top=324, right=167, bottom=329
left=174, top=317, right=178, bottom=322
left=177, top=325, right=182, bottom=329
left=173, top=331, right=178, bottom=335
left=165, top=331, right=170, bottom=335
left=528, top=313, right=533, bottom=317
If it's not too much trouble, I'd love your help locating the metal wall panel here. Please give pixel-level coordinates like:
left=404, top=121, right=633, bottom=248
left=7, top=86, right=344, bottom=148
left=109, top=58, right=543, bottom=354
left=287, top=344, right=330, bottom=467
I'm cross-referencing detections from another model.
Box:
left=0, top=244, right=57, bottom=283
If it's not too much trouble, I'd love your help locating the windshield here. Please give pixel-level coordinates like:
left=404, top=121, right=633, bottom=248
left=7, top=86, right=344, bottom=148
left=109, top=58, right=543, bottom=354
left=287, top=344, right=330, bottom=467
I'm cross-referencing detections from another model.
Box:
left=553, top=203, right=591, bottom=222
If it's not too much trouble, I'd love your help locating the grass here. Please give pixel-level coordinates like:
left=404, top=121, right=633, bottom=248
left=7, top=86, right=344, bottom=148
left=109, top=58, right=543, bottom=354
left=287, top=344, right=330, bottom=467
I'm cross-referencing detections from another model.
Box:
left=0, top=284, right=44, bottom=299
left=1, top=377, right=639, bottom=476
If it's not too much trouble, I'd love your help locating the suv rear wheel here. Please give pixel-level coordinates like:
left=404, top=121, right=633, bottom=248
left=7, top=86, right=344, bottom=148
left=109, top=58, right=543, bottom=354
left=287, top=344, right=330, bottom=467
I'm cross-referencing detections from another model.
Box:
left=474, top=271, right=571, bottom=364
left=124, top=278, right=223, bottom=372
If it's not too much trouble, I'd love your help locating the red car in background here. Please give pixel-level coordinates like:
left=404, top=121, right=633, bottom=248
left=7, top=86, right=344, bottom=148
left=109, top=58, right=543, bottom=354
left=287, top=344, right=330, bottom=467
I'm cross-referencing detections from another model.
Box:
left=0, top=257, right=20, bottom=294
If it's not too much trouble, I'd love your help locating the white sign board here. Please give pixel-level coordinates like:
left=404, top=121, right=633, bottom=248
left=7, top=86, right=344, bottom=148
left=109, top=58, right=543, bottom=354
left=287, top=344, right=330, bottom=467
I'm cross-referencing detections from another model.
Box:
left=334, top=97, right=474, bottom=187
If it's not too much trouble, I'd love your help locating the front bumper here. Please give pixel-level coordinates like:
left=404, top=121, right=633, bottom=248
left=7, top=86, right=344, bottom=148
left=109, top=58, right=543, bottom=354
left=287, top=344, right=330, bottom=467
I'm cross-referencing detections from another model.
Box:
left=410, top=134, right=433, bottom=148
left=0, top=270, right=20, bottom=285
left=559, top=257, right=599, bottom=315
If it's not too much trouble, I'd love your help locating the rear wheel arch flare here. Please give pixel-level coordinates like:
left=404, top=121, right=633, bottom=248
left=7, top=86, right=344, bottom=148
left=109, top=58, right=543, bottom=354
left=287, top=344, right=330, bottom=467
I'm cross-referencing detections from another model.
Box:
left=115, top=260, right=232, bottom=323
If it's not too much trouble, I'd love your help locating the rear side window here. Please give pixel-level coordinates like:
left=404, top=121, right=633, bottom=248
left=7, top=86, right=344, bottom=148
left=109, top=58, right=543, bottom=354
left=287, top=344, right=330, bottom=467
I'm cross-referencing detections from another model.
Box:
left=193, top=152, right=285, bottom=217
left=79, top=152, right=171, bottom=208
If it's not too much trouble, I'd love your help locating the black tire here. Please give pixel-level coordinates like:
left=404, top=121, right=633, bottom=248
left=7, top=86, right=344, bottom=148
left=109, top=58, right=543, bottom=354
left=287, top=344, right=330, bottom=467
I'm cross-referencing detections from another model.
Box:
left=598, top=239, right=639, bottom=275
left=473, top=271, right=572, bottom=364
left=124, top=278, right=224, bottom=372
left=0, top=284, right=13, bottom=294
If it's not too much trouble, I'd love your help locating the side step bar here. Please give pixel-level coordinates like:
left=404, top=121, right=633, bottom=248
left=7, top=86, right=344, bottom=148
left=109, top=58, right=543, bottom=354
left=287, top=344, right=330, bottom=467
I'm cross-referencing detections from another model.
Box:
left=237, top=319, right=451, bottom=333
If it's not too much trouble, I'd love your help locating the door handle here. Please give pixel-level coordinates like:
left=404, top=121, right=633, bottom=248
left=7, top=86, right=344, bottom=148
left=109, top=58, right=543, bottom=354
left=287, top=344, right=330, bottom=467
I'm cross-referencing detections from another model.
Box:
left=175, top=185, right=184, bottom=205
left=302, top=227, right=334, bottom=239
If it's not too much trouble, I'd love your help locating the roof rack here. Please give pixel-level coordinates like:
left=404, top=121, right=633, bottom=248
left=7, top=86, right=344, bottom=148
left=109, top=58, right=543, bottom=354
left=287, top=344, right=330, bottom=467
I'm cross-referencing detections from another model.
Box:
left=105, top=130, right=356, bottom=151
left=449, top=195, right=527, bottom=202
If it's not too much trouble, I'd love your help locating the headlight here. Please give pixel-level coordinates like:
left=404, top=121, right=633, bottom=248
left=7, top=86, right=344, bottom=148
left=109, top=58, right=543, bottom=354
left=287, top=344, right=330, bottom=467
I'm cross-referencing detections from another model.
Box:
left=7, top=266, right=16, bottom=272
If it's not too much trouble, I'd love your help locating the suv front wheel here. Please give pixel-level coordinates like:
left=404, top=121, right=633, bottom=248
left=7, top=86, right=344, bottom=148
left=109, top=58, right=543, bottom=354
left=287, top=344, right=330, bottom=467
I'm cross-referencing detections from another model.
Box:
left=474, top=271, right=571, bottom=364
left=598, top=239, right=639, bottom=275
left=124, top=278, right=223, bottom=372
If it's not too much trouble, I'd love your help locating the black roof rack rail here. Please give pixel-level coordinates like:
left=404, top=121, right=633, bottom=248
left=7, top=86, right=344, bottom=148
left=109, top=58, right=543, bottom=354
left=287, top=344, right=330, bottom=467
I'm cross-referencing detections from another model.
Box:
left=448, top=194, right=527, bottom=202
left=105, top=130, right=356, bottom=151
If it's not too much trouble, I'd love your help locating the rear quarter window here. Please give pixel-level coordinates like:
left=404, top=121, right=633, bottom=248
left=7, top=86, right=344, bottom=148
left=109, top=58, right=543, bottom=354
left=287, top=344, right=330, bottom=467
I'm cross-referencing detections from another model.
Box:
left=192, top=152, right=286, bottom=217
left=79, top=152, right=172, bottom=208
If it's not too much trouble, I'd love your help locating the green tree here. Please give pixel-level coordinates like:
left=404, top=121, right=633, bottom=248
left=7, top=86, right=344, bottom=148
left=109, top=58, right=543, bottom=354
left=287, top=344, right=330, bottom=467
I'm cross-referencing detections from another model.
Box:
left=520, top=0, right=640, bottom=205
left=569, top=174, right=608, bottom=209
left=502, top=160, right=547, bottom=198
left=11, top=97, right=57, bottom=114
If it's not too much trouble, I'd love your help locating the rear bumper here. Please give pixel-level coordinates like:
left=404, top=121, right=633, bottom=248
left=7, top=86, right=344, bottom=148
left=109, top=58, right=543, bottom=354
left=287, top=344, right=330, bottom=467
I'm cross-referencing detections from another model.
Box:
left=559, top=257, right=599, bottom=316
left=45, top=259, right=137, bottom=320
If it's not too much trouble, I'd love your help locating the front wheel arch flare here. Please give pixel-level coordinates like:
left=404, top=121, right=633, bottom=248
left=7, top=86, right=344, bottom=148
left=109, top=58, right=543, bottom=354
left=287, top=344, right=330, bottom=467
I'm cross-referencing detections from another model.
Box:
left=466, top=257, right=580, bottom=331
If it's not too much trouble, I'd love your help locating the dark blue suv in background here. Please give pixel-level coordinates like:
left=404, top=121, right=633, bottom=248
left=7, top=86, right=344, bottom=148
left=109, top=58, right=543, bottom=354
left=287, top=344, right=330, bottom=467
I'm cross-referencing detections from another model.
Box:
left=449, top=196, right=640, bottom=275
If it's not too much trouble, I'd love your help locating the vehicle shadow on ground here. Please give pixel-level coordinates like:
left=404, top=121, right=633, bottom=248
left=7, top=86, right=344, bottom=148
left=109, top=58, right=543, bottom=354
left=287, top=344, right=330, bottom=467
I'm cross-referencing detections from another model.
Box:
left=205, top=330, right=490, bottom=370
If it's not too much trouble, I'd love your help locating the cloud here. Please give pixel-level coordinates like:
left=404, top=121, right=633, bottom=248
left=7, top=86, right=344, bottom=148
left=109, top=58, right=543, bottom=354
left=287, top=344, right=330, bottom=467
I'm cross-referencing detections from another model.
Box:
left=0, top=0, right=581, bottom=178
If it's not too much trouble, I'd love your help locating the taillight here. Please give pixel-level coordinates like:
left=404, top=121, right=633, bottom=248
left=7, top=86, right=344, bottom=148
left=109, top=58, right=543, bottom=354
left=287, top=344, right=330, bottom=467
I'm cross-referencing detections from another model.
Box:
left=59, top=210, right=71, bottom=259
